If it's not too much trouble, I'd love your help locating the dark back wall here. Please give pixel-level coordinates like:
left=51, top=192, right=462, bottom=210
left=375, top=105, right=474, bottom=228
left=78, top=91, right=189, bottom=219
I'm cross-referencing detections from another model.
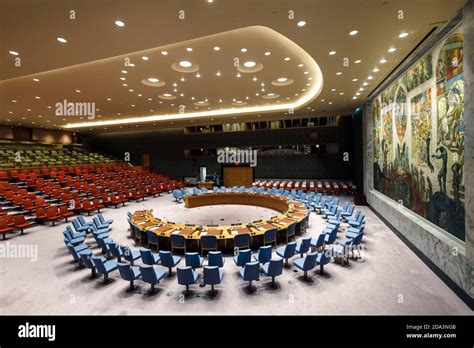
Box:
left=79, top=115, right=360, bottom=182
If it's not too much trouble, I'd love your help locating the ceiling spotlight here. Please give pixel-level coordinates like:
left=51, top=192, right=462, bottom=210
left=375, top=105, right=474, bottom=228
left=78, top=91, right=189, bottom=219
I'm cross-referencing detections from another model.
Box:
left=363, top=82, right=368, bottom=86
left=9, top=50, right=19, bottom=56
left=121, top=70, right=127, bottom=74
left=243, top=61, right=256, bottom=68
left=180, top=76, right=185, bottom=81
left=329, top=51, right=336, bottom=55
left=373, top=67, right=380, bottom=72
left=33, top=78, right=39, bottom=82
left=349, top=30, right=358, bottom=36
left=399, top=32, right=409, bottom=38
left=284, top=57, right=291, bottom=61
left=161, top=51, right=168, bottom=55
left=120, top=77, right=126, bottom=80
left=196, top=73, right=201, bottom=78
left=388, top=47, right=397, bottom=53
left=352, top=78, right=358, bottom=81
left=186, top=47, right=193, bottom=52
left=179, top=60, right=192, bottom=68
left=142, top=56, right=149, bottom=61
left=380, top=58, right=387, bottom=64
left=297, top=21, right=306, bottom=27
left=147, top=77, right=159, bottom=83
left=213, top=46, right=220, bottom=51
left=331, top=88, right=336, bottom=92
left=298, top=64, right=304, bottom=67
left=264, top=51, right=271, bottom=56
left=35, top=96, right=40, bottom=99
left=241, top=48, right=247, bottom=53
left=173, top=83, right=177, bottom=87
left=115, top=20, right=125, bottom=27
left=368, top=75, right=373, bottom=80
left=75, top=89, right=80, bottom=93
left=336, top=72, right=342, bottom=76
left=353, top=96, right=357, bottom=99
left=304, top=71, right=309, bottom=75
left=107, top=98, right=112, bottom=101
left=354, top=59, right=362, bottom=64
left=216, top=71, right=221, bottom=76
left=163, top=93, right=172, bottom=97
left=57, top=37, right=67, bottom=43
left=277, top=77, right=288, bottom=82
left=339, top=92, right=344, bottom=95
left=236, top=73, right=241, bottom=78
left=122, top=83, right=127, bottom=86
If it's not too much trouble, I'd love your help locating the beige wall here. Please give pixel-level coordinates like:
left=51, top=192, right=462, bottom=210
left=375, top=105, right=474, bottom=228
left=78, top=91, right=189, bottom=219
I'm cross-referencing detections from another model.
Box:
left=0, top=125, right=14, bottom=139
left=32, top=128, right=73, bottom=144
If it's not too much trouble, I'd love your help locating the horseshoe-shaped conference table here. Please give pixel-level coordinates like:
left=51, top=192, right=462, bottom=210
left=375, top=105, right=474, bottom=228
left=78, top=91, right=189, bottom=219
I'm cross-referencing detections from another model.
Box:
left=130, top=192, right=310, bottom=253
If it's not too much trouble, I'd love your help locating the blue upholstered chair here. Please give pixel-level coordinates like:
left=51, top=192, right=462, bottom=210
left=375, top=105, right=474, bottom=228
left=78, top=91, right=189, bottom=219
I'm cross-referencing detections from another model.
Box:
left=145, top=230, right=158, bottom=250
left=203, top=266, right=223, bottom=293
left=95, top=235, right=112, bottom=254
left=276, top=241, right=297, bottom=266
left=208, top=251, right=225, bottom=268
left=140, top=264, right=166, bottom=294
left=323, top=224, right=338, bottom=245
left=79, top=251, right=97, bottom=277
left=263, top=228, right=278, bottom=247
left=159, top=251, right=182, bottom=276
left=117, top=262, right=141, bottom=290
left=63, top=229, right=85, bottom=246
left=177, top=266, right=200, bottom=293
left=239, top=261, right=260, bottom=287
left=139, top=248, right=160, bottom=265
left=185, top=252, right=204, bottom=270
left=234, top=233, right=251, bottom=250
left=93, top=216, right=109, bottom=230
left=67, top=243, right=91, bottom=264
left=310, top=233, right=326, bottom=251
left=72, top=219, right=89, bottom=234
left=262, top=257, right=284, bottom=287
left=295, top=237, right=312, bottom=257
left=121, top=246, right=141, bottom=266
left=91, top=256, right=118, bottom=282
left=200, top=235, right=218, bottom=256
left=293, top=252, right=317, bottom=280
left=315, top=251, right=332, bottom=274
left=171, top=234, right=186, bottom=254
left=233, top=249, right=252, bottom=267
left=285, top=222, right=297, bottom=243
left=98, top=213, right=113, bottom=225
left=107, top=241, right=123, bottom=262
left=253, top=245, right=272, bottom=264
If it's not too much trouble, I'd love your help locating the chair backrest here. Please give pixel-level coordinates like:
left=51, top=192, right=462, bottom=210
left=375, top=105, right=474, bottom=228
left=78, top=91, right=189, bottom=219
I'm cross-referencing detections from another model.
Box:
left=267, top=258, right=283, bottom=276
left=314, top=234, right=325, bottom=248
left=79, top=252, right=94, bottom=269
left=177, top=266, right=195, bottom=285
left=257, top=245, right=272, bottom=264
left=303, top=252, right=318, bottom=269
left=158, top=250, right=173, bottom=266
left=235, top=249, right=252, bottom=266
left=14, top=215, right=26, bottom=225
left=108, top=242, right=122, bottom=258
left=242, top=261, right=260, bottom=281
left=234, top=233, right=250, bottom=248
left=140, top=264, right=157, bottom=283
left=117, top=262, right=134, bottom=281
left=91, top=256, right=106, bottom=273
left=203, top=266, right=221, bottom=285
left=201, top=235, right=217, bottom=249
left=171, top=234, right=185, bottom=248
left=282, top=241, right=297, bottom=258
left=139, top=248, right=154, bottom=264
left=147, top=230, right=158, bottom=244
left=208, top=251, right=224, bottom=267
left=299, top=237, right=311, bottom=253
left=317, top=251, right=331, bottom=266
left=185, top=252, right=201, bottom=268
left=264, top=228, right=277, bottom=243
left=286, top=223, right=296, bottom=237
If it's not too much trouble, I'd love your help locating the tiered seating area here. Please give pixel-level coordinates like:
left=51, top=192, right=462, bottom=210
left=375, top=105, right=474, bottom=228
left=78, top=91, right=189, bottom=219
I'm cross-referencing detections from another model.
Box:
left=0, top=164, right=184, bottom=240
left=0, top=141, right=118, bottom=169
left=253, top=179, right=357, bottom=195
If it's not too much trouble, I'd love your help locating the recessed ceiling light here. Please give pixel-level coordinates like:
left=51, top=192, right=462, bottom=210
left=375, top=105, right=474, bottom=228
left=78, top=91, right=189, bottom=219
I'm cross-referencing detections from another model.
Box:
left=173, top=83, right=177, bottom=87
left=57, top=37, right=67, bottom=43
left=388, top=47, right=397, bottom=53
left=243, top=61, right=256, bottom=68
left=35, top=96, right=40, bottom=99
left=161, top=51, right=168, bottom=55
left=297, top=21, right=306, bottom=27
left=356, top=92, right=361, bottom=96
left=148, top=98, right=152, bottom=101
left=216, top=71, right=221, bottom=76
left=163, top=93, right=172, bottom=97
left=308, top=77, right=312, bottom=80
left=173, top=88, right=178, bottom=92
left=32, top=78, right=40, bottom=82
left=336, top=72, right=342, bottom=76
left=353, top=96, right=357, bottom=100
left=328, top=101, right=333, bottom=104
left=142, top=56, right=149, bottom=61
left=121, top=70, right=127, bottom=74
left=120, top=77, right=126, bottom=81
left=107, top=98, right=112, bottom=101
left=207, top=0, right=214, bottom=3
left=9, top=50, right=19, bottom=56
left=352, top=78, right=358, bottom=81
left=363, top=82, right=368, bottom=86
left=11, top=100, right=16, bottom=102
left=368, top=75, right=373, bottom=80
left=265, top=51, right=271, bottom=56
left=236, top=73, right=241, bottom=78
left=253, top=77, right=258, bottom=81
left=75, top=89, right=80, bottom=93
left=399, top=32, right=409, bottom=38
left=180, top=77, right=185, bottom=82
left=241, top=48, right=247, bottom=52
left=329, top=51, right=336, bottom=55
left=349, top=30, right=358, bottom=36
left=213, top=46, right=220, bottom=51
left=196, top=73, right=201, bottom=78
left=331, top=88, right=336, bottom=92
left=128, top=63, right=135, bottom=67
left=354, top=59, right=361, bottom=64
left=115, top=20, right=125, bottom=27
left=186, top=47, right=193, bottom=52
left=284, top=57, right=291, bottom=61
left=179, top=61, right=192, bottom=68
left=304, top=71, right=309, bottom=74
left=380, top=58, right=387, bottom=64
left=359, top=87, right=364, bottom=91
left=277, top=77, right=288, bottom=82
left=339, top=92, right=344, bottom=95
left=321, top=99, right=325, bottom=102
left=147, top=77, right=159, bottom=83
left=122, top=83, right=127, bottom=86
left=373, top=67, right=380, bottom=72
left=298, top=64, right=304, bottom=68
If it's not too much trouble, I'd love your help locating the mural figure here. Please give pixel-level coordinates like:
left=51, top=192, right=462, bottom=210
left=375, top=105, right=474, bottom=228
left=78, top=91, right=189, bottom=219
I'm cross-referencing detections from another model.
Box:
left=432, top=146, right=448, bottom=194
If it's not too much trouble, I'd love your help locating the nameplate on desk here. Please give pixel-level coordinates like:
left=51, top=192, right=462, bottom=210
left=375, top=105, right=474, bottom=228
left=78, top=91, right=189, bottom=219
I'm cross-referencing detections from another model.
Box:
left=257, top=227, right=265, bottom=231
left=200, top=232, right=208, bottom=236
left=230, top=230, right=238, bottom=235
left=172, top=230, right=180, bottom=235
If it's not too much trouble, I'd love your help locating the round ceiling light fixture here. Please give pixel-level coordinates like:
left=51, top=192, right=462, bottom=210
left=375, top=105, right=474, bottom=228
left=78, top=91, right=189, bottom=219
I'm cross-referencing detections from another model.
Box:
left=172, top=60, right=200, bottom=73
left=243, top=61, right=256, bottom=68
left=271, top=77, right=294, bottom=86
left=158, top=93, right=176, bottom=100
left=115, top=20, right=125, bottom=27
left=237, top=61, right=263, bottom=73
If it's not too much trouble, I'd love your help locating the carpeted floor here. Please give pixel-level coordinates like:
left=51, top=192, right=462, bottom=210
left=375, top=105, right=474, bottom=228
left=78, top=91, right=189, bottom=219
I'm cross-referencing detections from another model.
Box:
left=0, top=192, right=471, bottom=315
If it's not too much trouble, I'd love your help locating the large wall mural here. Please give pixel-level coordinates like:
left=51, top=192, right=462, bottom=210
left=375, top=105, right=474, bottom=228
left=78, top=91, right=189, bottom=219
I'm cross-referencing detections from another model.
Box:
left=372, top=25, right=465, bottom=241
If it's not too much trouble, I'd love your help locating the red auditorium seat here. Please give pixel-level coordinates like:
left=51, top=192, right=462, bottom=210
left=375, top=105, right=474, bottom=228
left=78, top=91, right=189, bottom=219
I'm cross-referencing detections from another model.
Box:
left=46, top=206, right=61, bottom=225
left=0, top=218, right=13, bottom=240
left=35, top=207, right=47, bottom=224
left=59, top=205, right=74, bottom=222
left=14, top=215, right=34, bottom=234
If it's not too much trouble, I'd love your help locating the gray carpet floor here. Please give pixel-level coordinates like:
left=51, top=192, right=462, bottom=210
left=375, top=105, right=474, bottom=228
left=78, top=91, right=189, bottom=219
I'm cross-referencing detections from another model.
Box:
left=0, top=193, right=471, bottom=315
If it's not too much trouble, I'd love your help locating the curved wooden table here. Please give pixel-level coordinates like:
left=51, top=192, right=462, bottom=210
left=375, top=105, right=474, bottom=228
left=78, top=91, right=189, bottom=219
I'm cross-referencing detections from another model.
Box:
left=130, top=192, right=309, bottom=253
